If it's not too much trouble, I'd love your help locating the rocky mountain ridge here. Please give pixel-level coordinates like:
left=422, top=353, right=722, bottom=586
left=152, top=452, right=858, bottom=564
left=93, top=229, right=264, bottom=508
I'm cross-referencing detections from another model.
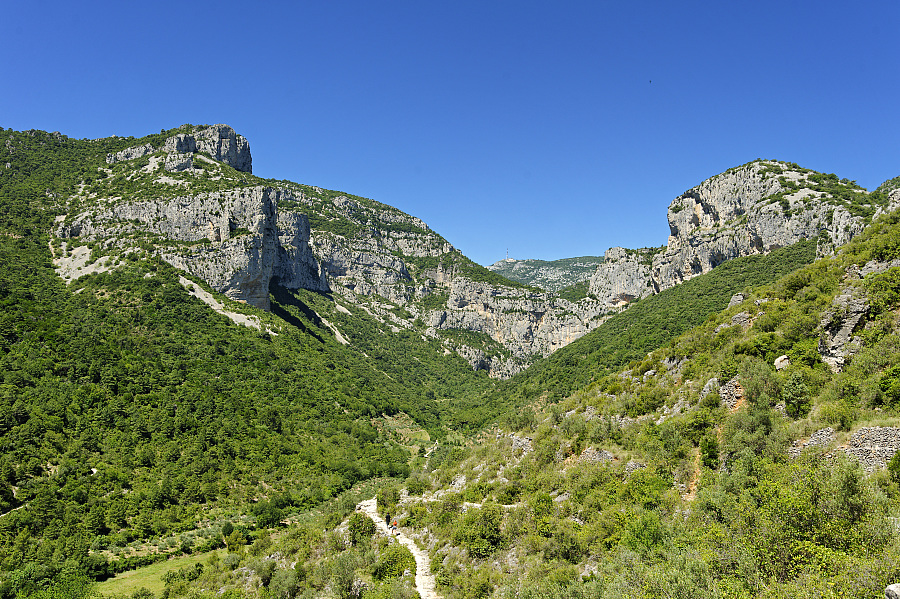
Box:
left=53, top=126, right=613, bottom=377
left=588, top=160, right=900, bottom=308
left=52, top=131, right=900, bottom=378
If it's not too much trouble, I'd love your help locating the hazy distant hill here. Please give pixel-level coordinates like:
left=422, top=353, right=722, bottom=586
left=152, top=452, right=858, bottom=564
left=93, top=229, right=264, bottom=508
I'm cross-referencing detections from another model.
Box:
left=486, top=255, right=604, bottom=291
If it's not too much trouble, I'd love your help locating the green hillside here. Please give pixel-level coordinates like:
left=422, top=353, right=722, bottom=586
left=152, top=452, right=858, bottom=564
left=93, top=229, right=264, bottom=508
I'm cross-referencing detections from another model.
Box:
left=2, top=125, right=899, bottom=599
left=0, top=127, right=499, bottom=596
left=451, top=240, right=818, bottom=429
left=322, top=210, right=900, bottom=599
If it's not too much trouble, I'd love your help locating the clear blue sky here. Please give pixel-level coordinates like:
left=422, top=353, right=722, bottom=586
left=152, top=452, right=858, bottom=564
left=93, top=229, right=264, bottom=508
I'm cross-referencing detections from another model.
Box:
left=3, top=1, right=898, bottom=266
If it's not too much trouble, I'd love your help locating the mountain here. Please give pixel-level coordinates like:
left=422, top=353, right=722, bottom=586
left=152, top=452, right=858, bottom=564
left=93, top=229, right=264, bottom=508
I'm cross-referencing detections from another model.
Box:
left=3, top=123, right=900, bottom=598
left=52, top=125, right=622, bottom=378
left=56, top=132, right=899, bottom=381
left=486, top=256, right=605, bottom=291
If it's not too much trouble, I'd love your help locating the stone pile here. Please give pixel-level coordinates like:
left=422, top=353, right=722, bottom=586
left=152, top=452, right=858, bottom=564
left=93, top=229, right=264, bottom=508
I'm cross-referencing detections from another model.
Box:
left=788, top=427, right=835, bottom=458
left=579, top=447, right=615, bottom=464
left=841, top=427, right=900, bottom=472
left=504, top=434, right=533, bottom=454
left=719, top=378, right=743, bottom=410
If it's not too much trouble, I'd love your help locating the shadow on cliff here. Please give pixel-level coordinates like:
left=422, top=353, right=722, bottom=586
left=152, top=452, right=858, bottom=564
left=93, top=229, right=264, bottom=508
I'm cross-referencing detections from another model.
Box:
left=269, top=284, right=327, bottom=343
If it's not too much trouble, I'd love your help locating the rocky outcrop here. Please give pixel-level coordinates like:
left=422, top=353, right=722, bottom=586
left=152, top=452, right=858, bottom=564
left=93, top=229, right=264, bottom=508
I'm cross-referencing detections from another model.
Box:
left=719, top=378, right=743, bottom=410
left=106, top=124, right=252, bottom=173
left=426, top=278, right=607, bottom=361
left=818, top=287, right=868, bottom=372
left=590, top=161, right=900, bottom=310
left=106, top=143, right=155, bottom=164
left=589, top=247, right=656, bottom=307
left=164, top=125, right=252, bottom=173
left=57, top=186, right=326, bottom=310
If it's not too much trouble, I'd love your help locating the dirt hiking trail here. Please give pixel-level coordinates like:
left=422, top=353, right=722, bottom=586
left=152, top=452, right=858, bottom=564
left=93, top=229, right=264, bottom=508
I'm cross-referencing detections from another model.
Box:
left=358, top=497, right=441, bottom=599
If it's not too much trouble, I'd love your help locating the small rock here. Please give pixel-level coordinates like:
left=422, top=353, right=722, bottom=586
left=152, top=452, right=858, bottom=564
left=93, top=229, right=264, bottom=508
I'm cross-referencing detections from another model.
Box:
left=727, top=292, right=745, bottom=308
left=886, top=583, right=900, bottom=599
left=774, top=355, right=790, bottom=370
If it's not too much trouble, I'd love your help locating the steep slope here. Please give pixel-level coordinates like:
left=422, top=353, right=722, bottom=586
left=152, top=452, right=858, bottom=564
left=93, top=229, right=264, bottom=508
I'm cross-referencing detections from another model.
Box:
left=486, top=256, right=604, bottom=291
left=180, top=208, right=900, bottom=599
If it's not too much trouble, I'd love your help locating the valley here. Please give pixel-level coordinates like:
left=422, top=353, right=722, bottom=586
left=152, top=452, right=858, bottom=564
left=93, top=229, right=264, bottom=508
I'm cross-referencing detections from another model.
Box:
left=1, top=124, right=900, bottom=598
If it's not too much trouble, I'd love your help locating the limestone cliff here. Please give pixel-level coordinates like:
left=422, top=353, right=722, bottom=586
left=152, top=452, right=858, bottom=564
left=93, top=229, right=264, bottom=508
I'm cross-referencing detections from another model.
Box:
left=590, top=160, right=900, bottom=307
left=107, top=124, right=252, bottom=173
left=57, top=185, right=326, bottom=309
left=56, top=127, right=613, bottom=377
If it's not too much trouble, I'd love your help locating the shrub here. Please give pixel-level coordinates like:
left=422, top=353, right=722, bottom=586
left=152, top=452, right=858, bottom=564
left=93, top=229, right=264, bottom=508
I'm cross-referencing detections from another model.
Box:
left=887, top=450, right=900, bottom=485
left=348, top=512, right=376, bottom=546
left=376, top=484, right=400, bottom=516
left=405, top=474, right=429, bottom=496
left=452, top=504, right=504, bottom=558
left=782, top=371, right=810, bottom=418
left=373, top=541, right=416, bottom=580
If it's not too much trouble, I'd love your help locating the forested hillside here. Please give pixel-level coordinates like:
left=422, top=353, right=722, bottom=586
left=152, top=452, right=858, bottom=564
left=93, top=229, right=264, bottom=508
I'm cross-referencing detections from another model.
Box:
left=2, top=125, right=899, bottom=599
left=0, top=127, right=498, bottom=596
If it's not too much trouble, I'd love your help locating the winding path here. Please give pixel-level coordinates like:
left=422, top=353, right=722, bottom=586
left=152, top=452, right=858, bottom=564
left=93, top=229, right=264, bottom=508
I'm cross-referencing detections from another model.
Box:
left=357, top=497, right=441, bottom=599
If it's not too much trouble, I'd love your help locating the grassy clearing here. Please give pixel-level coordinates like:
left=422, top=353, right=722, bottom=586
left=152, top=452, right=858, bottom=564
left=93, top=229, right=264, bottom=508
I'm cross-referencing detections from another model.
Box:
left=94, top=548, right=226, bottom=597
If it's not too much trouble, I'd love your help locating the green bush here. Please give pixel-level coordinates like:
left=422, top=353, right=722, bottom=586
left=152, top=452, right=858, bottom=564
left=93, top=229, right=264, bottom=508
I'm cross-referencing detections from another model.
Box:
left=348, top=512, right=376, bottom=546
left=453, top=504, right=504, bottom=558
left=373, top=541, right=416, bottom=580
left=377, top=484, right=401, bottom=517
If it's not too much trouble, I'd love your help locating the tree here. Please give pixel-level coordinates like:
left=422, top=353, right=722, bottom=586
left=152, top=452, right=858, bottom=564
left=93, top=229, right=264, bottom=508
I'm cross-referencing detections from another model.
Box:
left=783, top=371, right=810, bottom=418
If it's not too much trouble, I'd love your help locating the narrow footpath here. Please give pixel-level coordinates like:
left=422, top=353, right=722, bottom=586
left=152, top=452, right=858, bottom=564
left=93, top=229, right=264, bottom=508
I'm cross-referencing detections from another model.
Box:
left=357, top=497, right=441, bottom=599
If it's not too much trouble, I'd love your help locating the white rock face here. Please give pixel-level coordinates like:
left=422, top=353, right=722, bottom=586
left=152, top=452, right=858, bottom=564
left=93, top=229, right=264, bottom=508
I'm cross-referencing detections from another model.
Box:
left=589, top=247, right=656, bottom=307
left=106, top=124, right=252, bottom=173
left=58, top=186, right=326, bottom=309
left=589, top=161, right=900, bottom=308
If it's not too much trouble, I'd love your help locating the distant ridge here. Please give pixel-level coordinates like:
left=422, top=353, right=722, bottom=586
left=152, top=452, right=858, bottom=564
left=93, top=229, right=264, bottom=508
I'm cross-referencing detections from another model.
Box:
left=486, top=255, right=604, bottom=291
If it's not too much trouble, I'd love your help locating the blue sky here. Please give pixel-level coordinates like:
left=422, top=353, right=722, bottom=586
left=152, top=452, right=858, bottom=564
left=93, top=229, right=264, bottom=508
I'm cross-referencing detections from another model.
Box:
left=3, top=1, right=898, bottom=266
